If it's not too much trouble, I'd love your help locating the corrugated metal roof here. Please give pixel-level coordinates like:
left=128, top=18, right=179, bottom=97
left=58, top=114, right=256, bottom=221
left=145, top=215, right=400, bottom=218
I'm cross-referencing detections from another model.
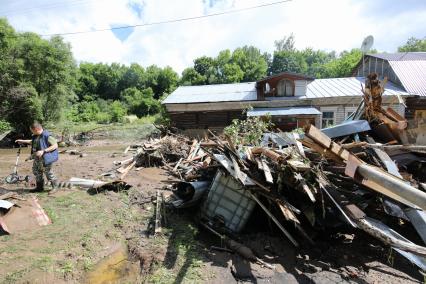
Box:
left=247, top=107, right=321, bottom=117
left=305, top=77, right=409, bottom=98
left=162, top=82, right=257, bottom=104
left=162, top=77, right=409, bottom=104
left=368, top=52, right=426, bottom=61
left=389, top=61, right=426, bottom=97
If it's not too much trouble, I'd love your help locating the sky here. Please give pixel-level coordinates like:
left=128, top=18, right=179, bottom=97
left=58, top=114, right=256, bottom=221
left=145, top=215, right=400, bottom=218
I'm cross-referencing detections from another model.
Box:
left=1, top=0, right=425, bottom=73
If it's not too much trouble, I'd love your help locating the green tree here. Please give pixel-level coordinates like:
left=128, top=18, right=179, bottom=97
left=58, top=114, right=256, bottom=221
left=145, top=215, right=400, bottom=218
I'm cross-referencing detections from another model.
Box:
left=301, top=48, right=335, bottom=78
left=180, top=67, right=206, bottom=86
left=4, top=85, right=43, bottom=132
left=269, top=50, right=308, bottom=75
left=144, top=65, right=178, bottom=99
left=122, top=87, right=160, bottom=117
left=194, top=56, right=215, bottom=77
left=0, top=19, right=77, bottom=130
left=231, top=46, right=268, bottom=81
left=398, top=37, right=426, bottom=52
left=119, top=63, right=146, bottom=91
left=323, top=49, right=362, bottom=78
left=274, top=33, right=296, bottom=52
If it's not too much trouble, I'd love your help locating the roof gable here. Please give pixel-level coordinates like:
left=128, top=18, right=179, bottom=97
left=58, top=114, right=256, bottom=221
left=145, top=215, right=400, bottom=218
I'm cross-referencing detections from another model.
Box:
left=256, top=71, right=314, bottom=84
left=367, top=52, right=426, bottom=61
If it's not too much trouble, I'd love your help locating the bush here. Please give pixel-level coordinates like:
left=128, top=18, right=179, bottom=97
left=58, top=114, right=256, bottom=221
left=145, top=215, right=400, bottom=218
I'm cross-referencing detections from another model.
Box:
left=122, top=87, right=160, bottom=117
left=224, top=115, right=273, bottom=146
left=109, top=101, right=127, bottom=122
left=4, top=85, right=43, bottom=133
left=0, top=120, right=11, bottom=133
left=95, top=112, right=111, bottom=124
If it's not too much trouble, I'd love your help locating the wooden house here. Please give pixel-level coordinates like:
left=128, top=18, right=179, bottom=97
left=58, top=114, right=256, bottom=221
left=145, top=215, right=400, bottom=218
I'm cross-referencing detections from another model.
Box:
left=162, top=72, right=410, bottom=133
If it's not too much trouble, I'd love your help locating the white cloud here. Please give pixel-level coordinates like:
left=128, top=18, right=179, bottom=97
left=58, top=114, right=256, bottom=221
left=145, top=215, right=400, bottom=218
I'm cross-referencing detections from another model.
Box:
left=1, top=0, right=425, bottom=73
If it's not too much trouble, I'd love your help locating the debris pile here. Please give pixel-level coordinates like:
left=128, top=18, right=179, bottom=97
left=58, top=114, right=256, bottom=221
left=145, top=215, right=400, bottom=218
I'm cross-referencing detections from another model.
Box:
left=120, top=74, right=426, bottom=274
left=84, top=74, right=423, bottom=276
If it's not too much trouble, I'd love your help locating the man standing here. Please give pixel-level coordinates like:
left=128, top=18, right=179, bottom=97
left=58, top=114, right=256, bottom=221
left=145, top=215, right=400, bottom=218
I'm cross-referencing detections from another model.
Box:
left=16, top=121, right=59, bottom=194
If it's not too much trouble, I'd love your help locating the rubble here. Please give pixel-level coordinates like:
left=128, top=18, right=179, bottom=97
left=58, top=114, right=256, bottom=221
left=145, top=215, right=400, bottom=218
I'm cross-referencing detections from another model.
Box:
left=30, top=73, right=420, bottom=280
left=109, top=74, right=426, bottom=277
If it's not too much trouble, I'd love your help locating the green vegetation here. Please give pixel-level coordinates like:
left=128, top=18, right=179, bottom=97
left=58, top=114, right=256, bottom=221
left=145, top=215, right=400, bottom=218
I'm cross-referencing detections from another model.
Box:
left=1, top=16, right=423, bottom=133
left=398, top=36, right=426, bottom=52
left=146, top=216, right=211, bottom=284
left=224, top=114, right=273, bottom=145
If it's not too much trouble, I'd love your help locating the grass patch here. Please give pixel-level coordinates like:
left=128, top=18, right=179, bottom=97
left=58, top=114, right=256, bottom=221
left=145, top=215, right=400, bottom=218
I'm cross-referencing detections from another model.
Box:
left=145, top=215, right=210, bottom=284
left=49, top=114, right=161, bottom=136
left=57, top=260, right=74, bottom=278
left=32, top=256, right=54, bottom=272
left=3, top=268, right=28, bottom=284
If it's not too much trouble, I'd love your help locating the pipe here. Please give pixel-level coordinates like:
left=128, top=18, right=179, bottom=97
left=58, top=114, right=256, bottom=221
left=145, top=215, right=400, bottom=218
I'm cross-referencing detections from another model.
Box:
left=357, top=164, right=426, bottom=211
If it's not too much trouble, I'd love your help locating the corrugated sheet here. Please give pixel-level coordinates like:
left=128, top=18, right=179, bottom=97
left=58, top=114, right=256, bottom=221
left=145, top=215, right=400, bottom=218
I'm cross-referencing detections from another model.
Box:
left=247, top=107, right=321, bottom=117
left=305, top=77, right=408, bottom=99
left=389, top=61, right=426, bottom=96
left=163, top=77, right=409, bottom=104
left=162, top=82, right=257, bottom=104
left=369, top=52, right=426, bottom=61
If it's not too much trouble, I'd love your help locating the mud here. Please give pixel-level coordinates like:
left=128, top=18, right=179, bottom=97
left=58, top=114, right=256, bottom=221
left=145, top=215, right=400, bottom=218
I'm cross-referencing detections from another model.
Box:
left=84, top=244, right=140, bottom=284
left=0, top=140, right=424, bottom=283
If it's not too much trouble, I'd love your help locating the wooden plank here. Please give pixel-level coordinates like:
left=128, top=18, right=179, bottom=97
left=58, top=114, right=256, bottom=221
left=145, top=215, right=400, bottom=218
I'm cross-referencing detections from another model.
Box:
left=248, top=191, right=299, bottom=247
left=261, top=159, right=273, bottom=184
left=173, top=158, right=183, bottom=172
left=154, top=191, right=162, bottom=235
left=123, top=146, right=131, bottom=154
left=295, top=173, right=316, bottom=202
left=305, top=124, right=332, bottom=148
left=120, top=161, right=136, bottom=179
left=293, top=133, right=306, bottom=158
left=255, top=157, right=264, bottom=170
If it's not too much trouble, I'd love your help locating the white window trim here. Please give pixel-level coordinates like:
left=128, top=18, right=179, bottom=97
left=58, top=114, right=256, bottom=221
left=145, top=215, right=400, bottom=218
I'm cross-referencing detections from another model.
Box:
left=320, top=107, right=337, bottom=129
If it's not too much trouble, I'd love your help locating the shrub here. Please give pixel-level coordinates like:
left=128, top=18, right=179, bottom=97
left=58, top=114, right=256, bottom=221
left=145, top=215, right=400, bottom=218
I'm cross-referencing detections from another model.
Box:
left=109, top=101, right=127, bottom=122
left=224, top=115, right=273, bottom=146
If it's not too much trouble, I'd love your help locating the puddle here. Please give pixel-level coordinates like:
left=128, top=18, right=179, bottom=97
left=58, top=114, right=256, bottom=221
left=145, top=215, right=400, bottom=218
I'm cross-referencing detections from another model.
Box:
left=85, top=245, right=140, bottom=284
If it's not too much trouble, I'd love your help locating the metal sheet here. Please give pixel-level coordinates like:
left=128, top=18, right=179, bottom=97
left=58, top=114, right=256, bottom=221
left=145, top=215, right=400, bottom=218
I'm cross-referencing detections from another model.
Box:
left=389, top=60, right=426, bottom=96
left=321, top=120, right=371, bottom=138
left=364, top=217, right=426, bottom=271
left=405, top=208, right=426, bottom=245
left=0, top=200, right=14, bottom=210
left=162, top=82, right=257, bottom=104
left=213, top=154, right=255, bottom=186
left=306, top=77, right=409, bottom=99
left=368, top=52, right=426, bottom=61
left=163, top=77, right=409, bottom=105
left=247, top=107, right=321, bottom=117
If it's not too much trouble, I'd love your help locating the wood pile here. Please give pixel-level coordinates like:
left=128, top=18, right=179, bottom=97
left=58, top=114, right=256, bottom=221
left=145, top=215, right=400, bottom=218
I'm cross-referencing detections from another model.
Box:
left=116, top=74, right=426, bottom=272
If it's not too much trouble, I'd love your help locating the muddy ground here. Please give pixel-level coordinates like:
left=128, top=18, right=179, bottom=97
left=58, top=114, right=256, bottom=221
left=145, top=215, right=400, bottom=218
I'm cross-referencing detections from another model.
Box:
left=0, top=133, right=424, bottom=283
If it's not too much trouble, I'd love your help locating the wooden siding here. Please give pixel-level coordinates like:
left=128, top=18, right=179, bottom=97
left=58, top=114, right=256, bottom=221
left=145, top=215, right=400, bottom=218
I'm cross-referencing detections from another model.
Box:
left=169, top=110, right=245, bottom=130
left=354, top=57, right=403, bottom=88
left=294, top=80, right=307, bottom=97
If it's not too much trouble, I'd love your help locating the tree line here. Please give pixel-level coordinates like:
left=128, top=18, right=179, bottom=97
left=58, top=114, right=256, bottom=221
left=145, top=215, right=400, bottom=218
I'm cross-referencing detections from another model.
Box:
left=0, top=18, right=425, bottom=132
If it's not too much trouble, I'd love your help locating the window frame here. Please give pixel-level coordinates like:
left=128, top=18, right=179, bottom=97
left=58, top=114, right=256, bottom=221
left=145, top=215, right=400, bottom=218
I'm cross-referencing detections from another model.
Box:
left=320, top=107, right=337, bottom=128
left=276, top=79, right=295, bottom=97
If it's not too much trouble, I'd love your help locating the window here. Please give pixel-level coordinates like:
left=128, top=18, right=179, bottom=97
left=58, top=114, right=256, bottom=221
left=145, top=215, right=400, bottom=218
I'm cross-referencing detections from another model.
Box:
left=276, top=79, right=294, bottom=97
left=346, top=111, right=354, bottom=119
left=321, top=111, right=334, bottom=128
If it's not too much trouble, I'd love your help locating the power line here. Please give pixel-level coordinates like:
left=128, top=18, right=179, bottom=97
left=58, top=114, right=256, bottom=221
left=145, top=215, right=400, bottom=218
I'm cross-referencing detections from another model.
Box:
left=4, top=0, right=292, bottom=38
